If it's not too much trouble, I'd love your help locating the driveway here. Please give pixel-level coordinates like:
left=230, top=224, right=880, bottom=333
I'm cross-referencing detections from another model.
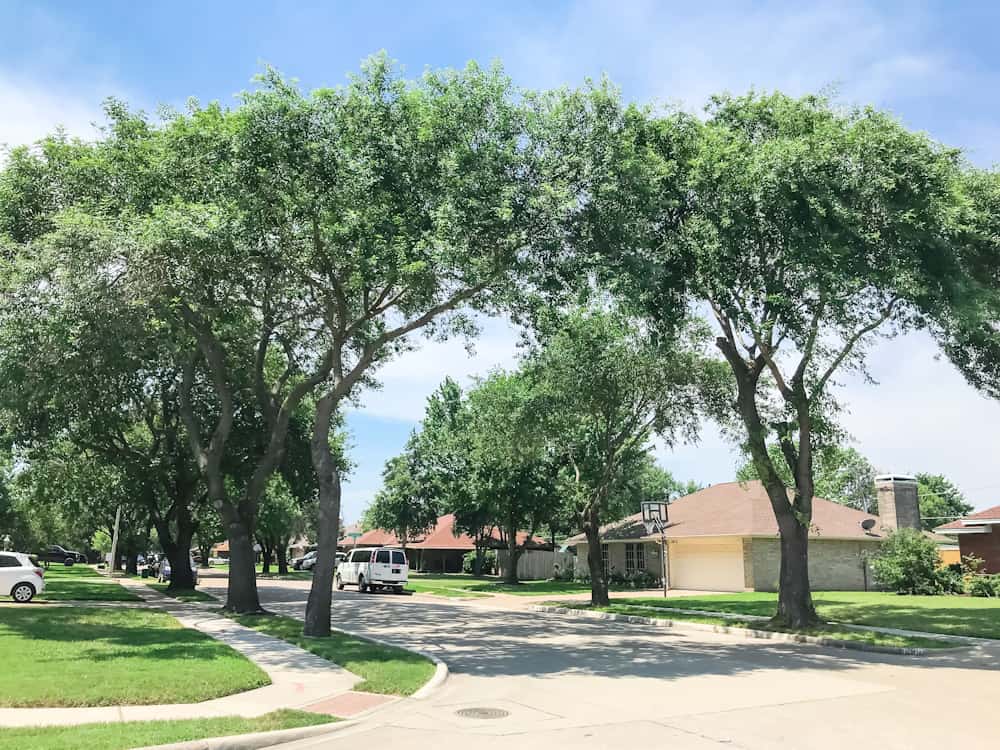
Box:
left=199, top=574, right=1000, bottom=749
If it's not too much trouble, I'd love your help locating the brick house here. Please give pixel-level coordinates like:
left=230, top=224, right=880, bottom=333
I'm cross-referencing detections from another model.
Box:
left=933, top=505, right=1000, bottom=573
left=567, top=476, right=920, bottom=592
left=352, top=513, right=551, bottom=574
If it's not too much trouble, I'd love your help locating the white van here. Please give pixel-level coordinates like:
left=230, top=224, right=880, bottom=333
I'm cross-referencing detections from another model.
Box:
left=335, top=547, right=408, bottom=594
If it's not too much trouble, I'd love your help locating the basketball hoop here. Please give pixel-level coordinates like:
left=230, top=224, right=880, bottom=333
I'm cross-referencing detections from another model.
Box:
left=641, top=500, right=668, bottom=534
left=640, top=500, right=670, bottom=598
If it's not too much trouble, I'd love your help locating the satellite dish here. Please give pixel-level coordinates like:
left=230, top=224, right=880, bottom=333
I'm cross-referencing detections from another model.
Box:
left=861, top=518, right=876, bottom=531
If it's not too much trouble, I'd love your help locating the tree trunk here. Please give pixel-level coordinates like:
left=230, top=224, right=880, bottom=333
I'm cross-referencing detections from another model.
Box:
left=773, top=512, right=817, bottom=627
left=304, top=392, right=342, bottom=637
left=220, top=503, right=264, bottom=614
left=261, top=543, right=272, bottom=575
left=152, top=506, right=197, bottom=591
left=584, top=521, right=609, bottom=607
left=503, top=528, right=521, bottom=585
left=126, top=552, right=139, bottom=576
left=277, top=545, right=289, bottom=576
left=198, top=544, right=212, bottom=569
left=166, top=524, right=197, bottom=591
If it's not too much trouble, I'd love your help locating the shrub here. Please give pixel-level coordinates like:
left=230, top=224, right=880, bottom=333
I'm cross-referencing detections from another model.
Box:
left=871, top=528, right=948, bottom=595
left=966, top=574, right=1000, bottom=598
left=624, top=569, right=659, bottom=589
left=461, top=550, right=496, bottom=575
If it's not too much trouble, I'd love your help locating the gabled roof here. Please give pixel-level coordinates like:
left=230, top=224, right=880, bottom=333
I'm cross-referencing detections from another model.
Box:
left=566, top=480, right=883, bottom=544
left=934, top=504, right=1000, bottom=533
left=353, top=513, right=551, bottom=551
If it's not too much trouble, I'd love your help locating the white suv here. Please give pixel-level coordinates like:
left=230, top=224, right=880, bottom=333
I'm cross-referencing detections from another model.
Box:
left=0, top=552, right=46, bottom=603
left=336, top=547, right=408, bottom=594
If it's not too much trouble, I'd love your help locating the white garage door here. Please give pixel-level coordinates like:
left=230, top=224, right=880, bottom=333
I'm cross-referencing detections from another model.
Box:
left=670, top=540, right=744, bottom=592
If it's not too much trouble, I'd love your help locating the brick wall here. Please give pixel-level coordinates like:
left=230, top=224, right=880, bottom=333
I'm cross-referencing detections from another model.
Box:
left=958, top=528, right=1000, bottom=573
left=749, top=538, right=881, bottom=591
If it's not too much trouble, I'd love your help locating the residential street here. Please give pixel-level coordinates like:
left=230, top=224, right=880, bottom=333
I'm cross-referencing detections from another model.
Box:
left=198, top=574, right=1000, bottom=749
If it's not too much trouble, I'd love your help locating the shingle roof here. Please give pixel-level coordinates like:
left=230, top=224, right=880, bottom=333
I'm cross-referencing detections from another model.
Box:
left=354, top=513, right=551, bottom=550
left=565, top=480, right=883, bottom=544
left=934, top=504, right=1000, bottom=531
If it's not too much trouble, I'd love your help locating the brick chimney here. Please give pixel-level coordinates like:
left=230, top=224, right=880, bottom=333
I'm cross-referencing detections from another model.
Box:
left=875, top=475, right=921, bottom=531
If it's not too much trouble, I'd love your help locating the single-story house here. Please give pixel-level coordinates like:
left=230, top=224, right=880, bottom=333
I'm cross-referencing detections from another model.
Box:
left=567, top=477, right=921, bottom=592
left=934, top=504, right=1000, bottom=573
left=353, top=513, right=551, bottom=574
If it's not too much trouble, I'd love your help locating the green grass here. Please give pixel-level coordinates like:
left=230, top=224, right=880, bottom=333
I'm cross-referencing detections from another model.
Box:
left=0, top=709, right=336, bottom=750
left=214, top=562, right=312, bottom=580
left=611, top=592, right=1000, bottom=641
left=33, top=565, right=141, bottom=602
left=545, top=601, right=953, bottom=650
left=146, top=582, right=218, bottom=603
left=232, top=613, right=435, bottom=696
left=0, top=607, right=269, bottom=707
left=405, top=573, right=612, bottom=598
left=405, top=574, right=492, bottom=598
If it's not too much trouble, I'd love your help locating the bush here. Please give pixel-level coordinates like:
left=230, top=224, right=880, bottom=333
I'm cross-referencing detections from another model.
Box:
left=461, top=550, right=496, bottom=575
left=966, top=574, right=1000, bottom=598
left=871, top=528, right=949, bottom=595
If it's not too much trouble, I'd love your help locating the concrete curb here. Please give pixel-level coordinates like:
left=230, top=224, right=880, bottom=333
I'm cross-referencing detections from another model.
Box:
left=160, top=585, right=451, bottom=700
left=531, top=605, right=971, bottom=656
left=132, top=718, right=359, bottom=750
left=330, top=624, right=450, bottom=700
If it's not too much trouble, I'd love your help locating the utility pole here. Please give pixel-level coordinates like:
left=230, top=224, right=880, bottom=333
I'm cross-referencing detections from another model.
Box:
left=108, top=505, right=122, bottom=576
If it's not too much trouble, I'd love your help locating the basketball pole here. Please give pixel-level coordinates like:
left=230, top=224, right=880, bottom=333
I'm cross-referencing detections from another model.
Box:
left=660, top=525, right=667, bottom=598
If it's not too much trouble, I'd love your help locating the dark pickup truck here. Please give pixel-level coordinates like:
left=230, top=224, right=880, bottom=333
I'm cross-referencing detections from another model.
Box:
left=36, top=544, right=86, bottom=566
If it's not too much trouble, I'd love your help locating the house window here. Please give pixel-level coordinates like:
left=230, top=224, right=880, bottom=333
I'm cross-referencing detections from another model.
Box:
left=601, top=544, right=609, bottom=578
left=626, top=543, right=645, bottom=573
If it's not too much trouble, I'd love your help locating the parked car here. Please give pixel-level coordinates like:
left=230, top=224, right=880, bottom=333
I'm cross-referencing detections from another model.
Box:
left=293, top=550, right=317, bottom=571
left=0, top=552, right=46, bottom=602
left=335, top=547, right=408, bottom=593
left=157, top=554, right=199, bottom=585
left=36, top=544, right=85, bottom=566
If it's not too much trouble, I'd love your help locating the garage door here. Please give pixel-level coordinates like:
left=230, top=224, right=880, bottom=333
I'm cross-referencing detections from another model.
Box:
left=670, top=540, right=744, bottom=592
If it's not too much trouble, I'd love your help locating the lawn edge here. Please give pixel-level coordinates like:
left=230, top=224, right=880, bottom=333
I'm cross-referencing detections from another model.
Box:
left=531, top=604, right=972, bottom=656
left=194, top=583, right=447, bottom=698
left=131, top=716, right=348, bottom=750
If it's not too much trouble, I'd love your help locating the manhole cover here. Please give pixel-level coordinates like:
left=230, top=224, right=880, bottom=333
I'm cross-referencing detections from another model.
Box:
left=455, top=707, right=510, bottom=720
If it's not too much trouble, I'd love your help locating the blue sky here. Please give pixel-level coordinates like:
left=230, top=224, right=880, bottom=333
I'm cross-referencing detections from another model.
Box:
left=4, top=1, right=1000, bottom=519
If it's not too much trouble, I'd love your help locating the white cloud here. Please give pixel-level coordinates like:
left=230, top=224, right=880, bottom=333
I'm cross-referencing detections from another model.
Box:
left=0, top=72, right=107, bottom=151
left=352, top=316, right=524, bottom=422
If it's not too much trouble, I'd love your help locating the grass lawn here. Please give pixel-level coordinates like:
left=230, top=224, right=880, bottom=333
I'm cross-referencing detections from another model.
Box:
left=35, top=566, right=140, bottom=602
left=0, top=607, right=269, bottom=707
left=0, top=709, right=336, bottom=750
left=145, top=582, right=218, bottom=603
left=545, top=601, right=952, bottom=650
left=214, top=563, right=312, bottom=580
left=233, top=613, right=435, bottom=696
left=607, top=592, right=1000, bottom=641
left=406, top=573, right=621, bottom=598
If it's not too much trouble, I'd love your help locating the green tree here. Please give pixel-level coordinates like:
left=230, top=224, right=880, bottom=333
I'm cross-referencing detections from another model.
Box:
left=578, top=91, right=967, bottom=626
left=527, top=310, right=713, bottom=605
left=256, top=475, right=308, bottom=575
left=736, top=444, right=877, bottom=513
left=916, top=473, right=973, bottom=532
left=461, top=371, right=562, bottom=584
left=364, top=454, right=439, bottom=551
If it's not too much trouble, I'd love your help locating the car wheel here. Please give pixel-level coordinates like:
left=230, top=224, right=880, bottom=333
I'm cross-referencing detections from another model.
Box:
left=394, top=586, right=404, bottom=595
left=64, top=557, right=75, bottom=566
left=358, top=575, right=368, bottom=593
left=11, top=582, right=35, bottom=603
left=335, top=575, right=344, bottom=591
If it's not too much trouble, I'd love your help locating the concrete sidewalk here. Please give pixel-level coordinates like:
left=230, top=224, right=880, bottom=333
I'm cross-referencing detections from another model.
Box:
left=0, top=578, right=366, bottom=728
